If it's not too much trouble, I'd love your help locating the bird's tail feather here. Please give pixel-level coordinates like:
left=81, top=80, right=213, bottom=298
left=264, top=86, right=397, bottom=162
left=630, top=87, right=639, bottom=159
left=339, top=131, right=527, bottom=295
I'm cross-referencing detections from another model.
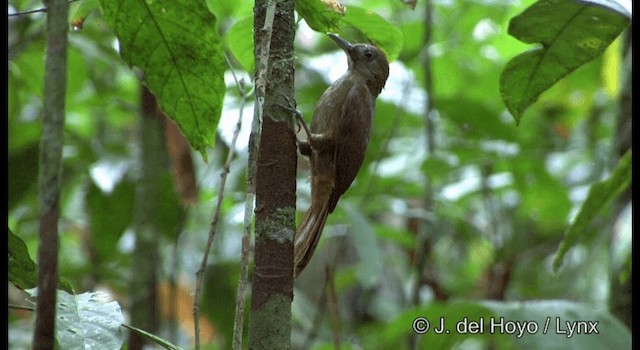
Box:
left=294, top=200, right=330, bottom=277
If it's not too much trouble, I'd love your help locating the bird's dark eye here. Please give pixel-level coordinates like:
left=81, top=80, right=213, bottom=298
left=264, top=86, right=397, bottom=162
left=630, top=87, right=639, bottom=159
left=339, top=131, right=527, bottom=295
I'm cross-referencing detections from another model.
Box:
left=364, top=49, right=374, bottom=59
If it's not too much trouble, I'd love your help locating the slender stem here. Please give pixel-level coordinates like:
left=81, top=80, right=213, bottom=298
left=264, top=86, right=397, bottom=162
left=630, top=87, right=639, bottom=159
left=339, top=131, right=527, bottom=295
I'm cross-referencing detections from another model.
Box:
left=230, top=76, right=251, bottom=350
left=9, top=304, right=36, bottom=312
left=33, top=0, right=68, bottom=348
left=193, top=72, right=247, bottom=350
left=409, top=0, right=435, bottom=348
left=8, top=0, right=77, bottom=17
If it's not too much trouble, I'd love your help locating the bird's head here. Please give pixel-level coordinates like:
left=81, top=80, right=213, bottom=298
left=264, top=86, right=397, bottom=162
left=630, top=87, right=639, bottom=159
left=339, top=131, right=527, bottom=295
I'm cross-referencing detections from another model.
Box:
left=328, top=33, right=390, bottom=96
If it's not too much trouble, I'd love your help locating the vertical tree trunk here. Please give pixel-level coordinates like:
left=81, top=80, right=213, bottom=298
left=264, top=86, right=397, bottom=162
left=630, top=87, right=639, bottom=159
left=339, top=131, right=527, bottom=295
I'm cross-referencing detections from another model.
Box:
left=127, top=86, right=167, bottom=349
left=248, top=0, right=297, bottom=349
left=33, top=0, right=68, bottom=348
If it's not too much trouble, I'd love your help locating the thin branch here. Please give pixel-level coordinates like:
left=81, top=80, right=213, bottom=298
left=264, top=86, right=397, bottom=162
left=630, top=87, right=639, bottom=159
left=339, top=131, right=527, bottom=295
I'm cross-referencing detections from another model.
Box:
left=9, top=304, right=36, bottom=311
left=232, top=3, right=277, bottom=349
left=8, top=0, right=78, bottom=17
left=409, top=0, right=435, bottom=349
left=229, top=75, right=251, bottom=350
left=33, top=0, right=68, bottom=348
left=193, top=70, right=248, bottom=350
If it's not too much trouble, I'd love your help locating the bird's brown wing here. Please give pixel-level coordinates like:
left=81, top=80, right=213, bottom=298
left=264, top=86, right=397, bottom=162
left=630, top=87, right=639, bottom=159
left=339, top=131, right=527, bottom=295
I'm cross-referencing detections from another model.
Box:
left=327, top=82, right=374, bottom=213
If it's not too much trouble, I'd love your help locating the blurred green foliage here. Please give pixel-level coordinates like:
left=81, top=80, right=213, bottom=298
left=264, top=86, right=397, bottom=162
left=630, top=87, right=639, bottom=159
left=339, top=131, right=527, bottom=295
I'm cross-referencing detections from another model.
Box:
left=8, top=0, right=630, bottom=349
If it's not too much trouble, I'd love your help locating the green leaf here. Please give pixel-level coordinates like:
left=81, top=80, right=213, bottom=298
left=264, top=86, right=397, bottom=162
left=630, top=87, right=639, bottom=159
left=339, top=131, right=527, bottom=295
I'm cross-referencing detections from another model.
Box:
left=70, top=0, right=100, bottom=29
left=518, top=165, right=572, bottom=234
left=9, top=143, right=39, bottom=209
left=122, top=324, right=185, bottom=350
left=9, top=229, right=75, bottom=294
left=56, top=291, right=124, bottom=349
left=99, top=0, right=226, bottom=159
left=8, top=228, right=38, bottom=290
left=500, top=0, right=630, bottom=123
left=295, top=0, right=343, bottom=33
left=25, top=290, right=126, bottom=349
left=86, top=179, right=135, bottom=263
left=153, top=172, right=183, bottom=240
left=437, top=97, right=517, bottom=142
left=553, top=150, right=631, bottom=271
left=482, top=300, right=631, bottom=349
left=342, top=6, right=403, bottom=61
left=226, top=16, right=254, bottom=73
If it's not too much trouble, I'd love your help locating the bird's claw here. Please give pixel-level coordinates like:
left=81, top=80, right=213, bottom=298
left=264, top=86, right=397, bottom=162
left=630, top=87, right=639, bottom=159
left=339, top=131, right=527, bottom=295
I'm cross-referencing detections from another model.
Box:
left=277, top=94, right=313, bottom=156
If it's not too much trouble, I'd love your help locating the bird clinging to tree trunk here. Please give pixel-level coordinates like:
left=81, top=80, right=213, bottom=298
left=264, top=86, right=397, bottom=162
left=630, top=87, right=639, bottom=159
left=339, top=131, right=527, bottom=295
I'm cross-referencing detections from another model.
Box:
left=294, top=33, right=389, bottom=278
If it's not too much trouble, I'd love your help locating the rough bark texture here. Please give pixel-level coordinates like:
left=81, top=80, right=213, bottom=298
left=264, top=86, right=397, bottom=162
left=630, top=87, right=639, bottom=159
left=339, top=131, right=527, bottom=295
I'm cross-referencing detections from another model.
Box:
left=248, top=0, right=297, bottom=349
left=32, top=0, right=68, bottom=348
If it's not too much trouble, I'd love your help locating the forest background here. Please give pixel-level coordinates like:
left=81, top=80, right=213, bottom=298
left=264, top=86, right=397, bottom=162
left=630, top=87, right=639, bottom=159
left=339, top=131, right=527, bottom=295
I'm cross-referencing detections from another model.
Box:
left=8, top=0, right=631, bottom=349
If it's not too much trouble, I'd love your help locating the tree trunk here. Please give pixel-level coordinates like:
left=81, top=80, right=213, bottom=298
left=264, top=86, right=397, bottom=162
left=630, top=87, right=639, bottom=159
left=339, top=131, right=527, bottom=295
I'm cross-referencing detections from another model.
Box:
left=33, top=0, right=68, bottom=347
left=127, top=86, right=167, bottom=349
left=248, top=0, right=297, bottom=349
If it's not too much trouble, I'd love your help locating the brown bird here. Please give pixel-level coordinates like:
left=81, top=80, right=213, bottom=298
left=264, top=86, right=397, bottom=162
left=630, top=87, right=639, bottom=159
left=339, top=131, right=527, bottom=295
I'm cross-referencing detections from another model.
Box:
left=294, top=33, right=389, bottom=278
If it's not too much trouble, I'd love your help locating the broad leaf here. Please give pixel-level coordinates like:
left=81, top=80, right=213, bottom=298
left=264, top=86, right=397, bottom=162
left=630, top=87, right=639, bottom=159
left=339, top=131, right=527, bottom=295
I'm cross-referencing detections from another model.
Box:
left=553, top=150, right=631, bottom=271
left=8, top=228, right=38, bottom=290
left=295, top=1, right=403, bottom=61
left=295, top=0, right=343, bottom=33
left=99, top=0, right=226, bottom=159
left=500, top=0, right=630, bottom=123
left=26, top=290, right=125, bottom=349
left=342, top=6, right=404, bottom=61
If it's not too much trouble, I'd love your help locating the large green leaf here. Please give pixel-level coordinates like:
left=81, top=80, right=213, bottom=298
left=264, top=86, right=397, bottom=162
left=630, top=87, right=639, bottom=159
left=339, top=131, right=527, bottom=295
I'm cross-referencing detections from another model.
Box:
left=295, top=0, right=343, bottom=33
left=553, top=150, right=631, bottom=271
left=99, top=0, right=226, bottom=159
left=342, top=6, right=404, bottom=61
left=500, top=0, right=630, bottom=124
left=294, top=1, right=403, bottom=61
left=25, top=290, right=126, bottom=349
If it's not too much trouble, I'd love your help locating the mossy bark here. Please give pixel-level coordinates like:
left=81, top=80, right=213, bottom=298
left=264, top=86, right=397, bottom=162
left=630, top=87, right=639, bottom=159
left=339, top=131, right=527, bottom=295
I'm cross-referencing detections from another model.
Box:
left=248, top=0, right=297, bottom=349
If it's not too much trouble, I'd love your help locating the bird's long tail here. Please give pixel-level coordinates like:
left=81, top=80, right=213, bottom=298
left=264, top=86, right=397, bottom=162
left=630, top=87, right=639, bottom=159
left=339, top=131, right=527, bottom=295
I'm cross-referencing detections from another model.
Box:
left=294, top=199, right=330, bottom=277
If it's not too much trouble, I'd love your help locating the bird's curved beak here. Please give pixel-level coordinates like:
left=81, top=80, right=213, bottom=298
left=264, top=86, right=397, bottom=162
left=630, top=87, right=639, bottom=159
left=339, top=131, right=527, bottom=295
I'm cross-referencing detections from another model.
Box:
left=327, top=33, right=354, bottom=57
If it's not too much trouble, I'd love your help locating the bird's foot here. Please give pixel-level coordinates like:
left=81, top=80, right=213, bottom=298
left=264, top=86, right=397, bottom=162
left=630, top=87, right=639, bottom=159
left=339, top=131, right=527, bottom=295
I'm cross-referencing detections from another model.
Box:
left=278, top=94, right=313, bottom=156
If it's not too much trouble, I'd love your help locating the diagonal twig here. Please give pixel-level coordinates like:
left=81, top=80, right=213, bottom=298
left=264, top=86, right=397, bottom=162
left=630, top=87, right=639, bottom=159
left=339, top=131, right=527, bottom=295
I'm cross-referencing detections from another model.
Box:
left=192, top=57, right=250, bottom=350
